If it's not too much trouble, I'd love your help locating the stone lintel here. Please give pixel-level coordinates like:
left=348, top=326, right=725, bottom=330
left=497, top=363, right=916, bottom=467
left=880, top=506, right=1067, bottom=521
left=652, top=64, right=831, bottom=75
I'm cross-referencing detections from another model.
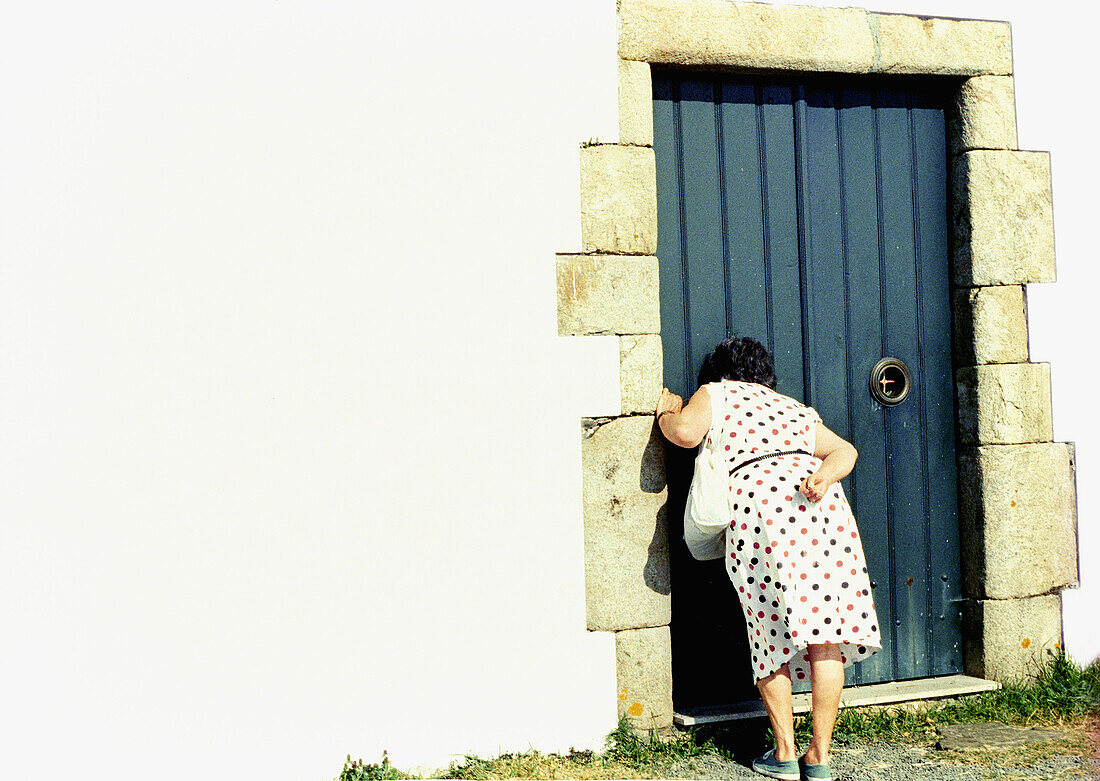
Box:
left=582, top=415, right=670, bottom=631
left=952, top=151, right=1056, bottom=286
left=950, top=75, right=1018, bottom=154
left=580, top=144, right=657, bottom=255
left=962, top=593, right=1063, bottom=682
left=958, top=443, right=1078, bottom=600
left=557, top=254, right=660, bottom=336
left=956, top=363, right=1052, bottom=445
left=874, top=14, right=1012, bottom=76
left=619, top=0, right=875, bottom=73
left=616, top=625, right=674, bottom=731
left=619, top=0, right=1012, bottom=77
left=952, top=285, right=1030, bottom=366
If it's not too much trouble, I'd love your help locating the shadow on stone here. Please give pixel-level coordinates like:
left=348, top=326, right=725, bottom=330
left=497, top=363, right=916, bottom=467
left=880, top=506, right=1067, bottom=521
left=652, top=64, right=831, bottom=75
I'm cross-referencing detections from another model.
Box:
left=645, top=505, right=671, bottom=596
left=643, top=421, right=671, bottom=596
left=640, top=419, right=667, bottom=493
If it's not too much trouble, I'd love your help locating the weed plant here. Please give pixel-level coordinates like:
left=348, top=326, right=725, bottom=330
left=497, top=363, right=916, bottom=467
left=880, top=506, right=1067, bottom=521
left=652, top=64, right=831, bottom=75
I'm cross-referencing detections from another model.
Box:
left=339, top=751, right=412, bottom=780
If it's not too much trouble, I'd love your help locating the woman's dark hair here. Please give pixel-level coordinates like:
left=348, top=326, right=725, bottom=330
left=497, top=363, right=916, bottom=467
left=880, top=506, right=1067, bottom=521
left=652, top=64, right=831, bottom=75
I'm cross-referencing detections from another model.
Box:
left=698, top=336, right=777, bottom=389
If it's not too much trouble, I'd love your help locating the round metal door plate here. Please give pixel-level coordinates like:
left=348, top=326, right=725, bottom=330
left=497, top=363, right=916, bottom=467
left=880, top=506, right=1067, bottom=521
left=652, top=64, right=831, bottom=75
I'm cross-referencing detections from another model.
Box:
left=870, top=357, right=912, bottom=406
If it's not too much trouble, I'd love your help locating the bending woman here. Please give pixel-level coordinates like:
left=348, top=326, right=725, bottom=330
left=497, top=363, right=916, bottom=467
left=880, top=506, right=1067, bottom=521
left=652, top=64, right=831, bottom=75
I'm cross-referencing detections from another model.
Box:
left=656, top=336, right=881, bottom=781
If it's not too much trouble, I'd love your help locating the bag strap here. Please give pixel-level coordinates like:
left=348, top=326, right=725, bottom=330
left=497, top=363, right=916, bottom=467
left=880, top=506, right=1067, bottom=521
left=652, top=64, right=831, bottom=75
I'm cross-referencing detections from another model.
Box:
left=702, top=379, right=726, bottom=452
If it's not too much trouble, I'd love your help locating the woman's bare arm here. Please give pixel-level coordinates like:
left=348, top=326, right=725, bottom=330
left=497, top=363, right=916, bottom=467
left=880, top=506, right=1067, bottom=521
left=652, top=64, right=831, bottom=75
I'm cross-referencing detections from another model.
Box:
left=656, top=386, right=712, bottom=448
left=799, top=422, right=858, bottom=502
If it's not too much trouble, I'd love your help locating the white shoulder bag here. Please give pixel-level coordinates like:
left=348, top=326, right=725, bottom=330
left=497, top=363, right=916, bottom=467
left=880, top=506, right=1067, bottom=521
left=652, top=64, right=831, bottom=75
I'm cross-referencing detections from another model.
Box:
left=683, top=381, right=732, bottom=561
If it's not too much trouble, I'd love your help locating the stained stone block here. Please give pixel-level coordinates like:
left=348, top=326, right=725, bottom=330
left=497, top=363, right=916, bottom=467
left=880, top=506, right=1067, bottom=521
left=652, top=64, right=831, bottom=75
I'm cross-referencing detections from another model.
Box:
left=557, top=254, right=660, bottom=336
left=616, top=625, right=674, bottom=731
left=874, top=15, right=1012, bottom=76
left=962, top=594, right=1063, bottom=682
left=619, top=59, right=654, bottom=147
left=953, top=151, right=1056, bottom=286
left=958, top=443, right=1077, bottom=600
left=618, top=0, right=875, bottom=73
left=953, top=286, right=1029, bottom=366
left=582, top=415, right=670, bottom=631
left=951, top=76, right=1018, bottom=154
left=956, top=363, right=1052, bottom=445
left=581, top=145, right=657, bottom=255
left=620, top=335, right=662, bottom=415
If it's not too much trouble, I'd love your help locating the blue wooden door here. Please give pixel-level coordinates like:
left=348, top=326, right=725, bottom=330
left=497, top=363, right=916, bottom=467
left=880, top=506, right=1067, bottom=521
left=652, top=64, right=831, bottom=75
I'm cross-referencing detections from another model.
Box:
left=653, top=71, right=962, bottom=707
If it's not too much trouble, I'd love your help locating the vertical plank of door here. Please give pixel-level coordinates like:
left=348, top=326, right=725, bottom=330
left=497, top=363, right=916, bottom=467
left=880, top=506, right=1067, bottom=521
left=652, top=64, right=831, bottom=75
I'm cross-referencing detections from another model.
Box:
left=798, top=84, right=850, bottom=447
left=652, top=76, right=691, bottom=397
left=680, top=79, right=729, bottom=386
left=719, top=82, right=768, bottom=348
left=877, top=87, right=932, bottom=680
left=911, top=87, right=963, bottom=676
left=760, top=84, right=804, bottom=401
left=836, top=85, right=891, bottom=687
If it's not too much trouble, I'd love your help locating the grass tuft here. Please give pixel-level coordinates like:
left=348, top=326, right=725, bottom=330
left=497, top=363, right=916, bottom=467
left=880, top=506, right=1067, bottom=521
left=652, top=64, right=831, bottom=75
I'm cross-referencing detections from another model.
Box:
left=602, top=714, right=718, bottom=768
left=339, top=751, right=412, bottom=780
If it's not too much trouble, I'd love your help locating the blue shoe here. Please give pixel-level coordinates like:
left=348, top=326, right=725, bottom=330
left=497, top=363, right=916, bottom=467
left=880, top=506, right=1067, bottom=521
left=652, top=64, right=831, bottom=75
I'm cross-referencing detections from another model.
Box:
left=799, top=755, right=832, bottom=781
left=751, top=748, right=800, bottom=780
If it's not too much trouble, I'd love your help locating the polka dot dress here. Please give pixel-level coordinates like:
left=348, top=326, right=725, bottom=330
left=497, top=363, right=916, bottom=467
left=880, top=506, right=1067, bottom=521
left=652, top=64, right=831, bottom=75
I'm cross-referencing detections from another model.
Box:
left=708, top=380, right=882, bottom=684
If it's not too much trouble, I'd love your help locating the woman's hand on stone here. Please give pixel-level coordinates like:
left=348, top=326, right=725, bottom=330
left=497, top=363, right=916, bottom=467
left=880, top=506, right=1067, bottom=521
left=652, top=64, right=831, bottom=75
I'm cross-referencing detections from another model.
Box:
left=799, top=472, right=832, bottom=502
left=656, top=388, right=683, bottom=417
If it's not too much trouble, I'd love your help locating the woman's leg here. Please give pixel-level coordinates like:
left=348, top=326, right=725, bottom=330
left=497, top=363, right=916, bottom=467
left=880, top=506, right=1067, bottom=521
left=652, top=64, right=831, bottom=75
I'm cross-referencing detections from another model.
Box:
left=804, top=643, right=844, bottom=765
left=756, top=663, right=796, bottom=761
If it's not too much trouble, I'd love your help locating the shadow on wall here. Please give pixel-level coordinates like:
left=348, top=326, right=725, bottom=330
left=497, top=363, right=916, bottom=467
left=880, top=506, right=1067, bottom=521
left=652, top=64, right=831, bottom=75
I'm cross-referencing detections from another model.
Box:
left=642, top=422, right=671, bottom=597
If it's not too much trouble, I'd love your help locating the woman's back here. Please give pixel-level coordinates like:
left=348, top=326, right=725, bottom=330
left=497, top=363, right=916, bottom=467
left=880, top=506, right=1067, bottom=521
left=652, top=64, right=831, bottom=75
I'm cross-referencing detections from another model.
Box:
left=707, top=380, right=820, bottom=472
left=702, top=379, right=881, bottom=684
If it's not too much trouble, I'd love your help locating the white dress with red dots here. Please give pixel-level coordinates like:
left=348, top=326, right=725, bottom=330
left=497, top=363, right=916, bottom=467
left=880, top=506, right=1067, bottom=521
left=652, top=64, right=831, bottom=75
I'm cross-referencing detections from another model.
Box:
left=708, top=379, right=882, bottom=684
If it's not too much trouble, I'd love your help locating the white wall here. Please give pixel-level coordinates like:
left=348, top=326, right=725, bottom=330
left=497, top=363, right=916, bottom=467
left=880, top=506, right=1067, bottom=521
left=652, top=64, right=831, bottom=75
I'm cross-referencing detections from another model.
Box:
left=1, top=1, right=1094, bottom=779
left=1, top=1, right=622, bottom=778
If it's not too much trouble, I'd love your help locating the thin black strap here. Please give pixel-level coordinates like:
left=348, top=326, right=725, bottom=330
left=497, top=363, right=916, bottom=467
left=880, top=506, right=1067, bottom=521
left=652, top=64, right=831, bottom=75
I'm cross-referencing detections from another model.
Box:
left=729, top=449, right=811, bottom=475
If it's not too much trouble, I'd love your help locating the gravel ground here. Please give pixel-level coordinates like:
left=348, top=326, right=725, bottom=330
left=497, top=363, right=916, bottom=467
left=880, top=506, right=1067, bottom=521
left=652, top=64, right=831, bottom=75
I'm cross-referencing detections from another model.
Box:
left=664, top=741, right=1096, bottom=780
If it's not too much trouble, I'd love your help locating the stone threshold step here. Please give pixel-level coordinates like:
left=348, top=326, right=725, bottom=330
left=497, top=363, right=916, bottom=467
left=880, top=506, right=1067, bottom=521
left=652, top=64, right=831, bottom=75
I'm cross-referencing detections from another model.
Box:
left=674, top=674, right=1000, bottom=726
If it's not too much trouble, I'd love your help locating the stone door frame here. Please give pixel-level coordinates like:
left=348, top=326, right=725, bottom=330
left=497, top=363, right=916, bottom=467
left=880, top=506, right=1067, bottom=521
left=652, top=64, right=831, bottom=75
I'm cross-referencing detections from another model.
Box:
left=556, top=0, right=1078, bottom=732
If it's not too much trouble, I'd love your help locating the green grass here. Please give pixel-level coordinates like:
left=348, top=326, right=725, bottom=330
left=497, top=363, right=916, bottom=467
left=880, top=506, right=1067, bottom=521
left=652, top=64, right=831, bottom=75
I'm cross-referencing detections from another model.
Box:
left=435, top=717, right=726, bottom=779
left=337, top=650, right=1100, bottom=779
left=793, top=649, right=1100, bottom=747
left=334, top=716, right=727, bottom=780
left=600, top=714, right=727, bottom=769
